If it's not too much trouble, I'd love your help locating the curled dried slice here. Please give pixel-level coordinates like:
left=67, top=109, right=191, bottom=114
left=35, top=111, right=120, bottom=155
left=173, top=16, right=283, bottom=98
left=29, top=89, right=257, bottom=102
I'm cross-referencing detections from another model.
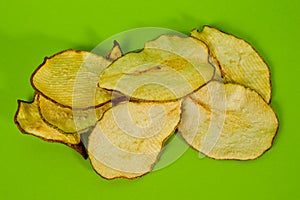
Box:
left=88, top=101, right=181, bottom=179
left=99, top=35, right=214, bottom=101
left=31, top=50, right=112, bottom=108
left=36, top=42, right=124, bottom=133
left=178, top=81, right=278, bottom=160
left=14, top=95, right=87, bottom=158
left=191, top=26, right=271, bottom=103
left=38, top=95, right=112, bottom=134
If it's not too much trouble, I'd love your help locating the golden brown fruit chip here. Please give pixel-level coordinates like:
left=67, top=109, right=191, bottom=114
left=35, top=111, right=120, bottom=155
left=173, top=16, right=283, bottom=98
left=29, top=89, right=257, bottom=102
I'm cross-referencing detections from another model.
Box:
left=38, top=95, right=112, bottom=134
left=88, top=101, right=181, bottom=179
left=14, top=95, right=87, bottom=158
left=31, top=50, right=112, bottom=108
left=191, top=26, right=272, bottom=103
left=178, top=81, right=278, bottom=160
left=99, top=35, right=215, bottom=101
left=36, top=43, right=124, bottom=133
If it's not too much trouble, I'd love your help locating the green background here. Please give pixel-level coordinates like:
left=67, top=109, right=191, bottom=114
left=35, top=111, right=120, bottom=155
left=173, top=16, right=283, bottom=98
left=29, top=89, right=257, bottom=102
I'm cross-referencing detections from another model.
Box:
left=0, top=0, right=299, bottom=199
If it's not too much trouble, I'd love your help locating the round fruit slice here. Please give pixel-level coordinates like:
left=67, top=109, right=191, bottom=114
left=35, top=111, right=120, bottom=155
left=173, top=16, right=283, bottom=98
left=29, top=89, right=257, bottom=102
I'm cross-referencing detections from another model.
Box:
left=37, top=43, right=123, bottom=134
left=88, top=101, right=181, bottom=179
left=178, top=81, right=278, bottom=160
left=99, top=35, right=215, bottom=101
left=31, top=50, right=112, bottom=108
left=14, top=95, right=87, bottom=158
left=191, top=26, right=272, bottom=103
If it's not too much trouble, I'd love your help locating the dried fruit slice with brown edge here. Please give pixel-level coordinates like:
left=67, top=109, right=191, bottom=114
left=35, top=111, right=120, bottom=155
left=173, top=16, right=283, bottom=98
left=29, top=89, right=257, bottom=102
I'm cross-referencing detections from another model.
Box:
left=37, top=42, right=123, bottom=134
left=99, top=35, right=215, bottom=101
left=38, top=95, right=112, bottom=134
left=31, top=50, right=112, bottom=109
left=178, top=81, right=278, bottom=160
left=191, top=26, right=272, bottom=103
left=14, top=95, right=88, bottom=158
left=88, top=101, right=181, bottom=179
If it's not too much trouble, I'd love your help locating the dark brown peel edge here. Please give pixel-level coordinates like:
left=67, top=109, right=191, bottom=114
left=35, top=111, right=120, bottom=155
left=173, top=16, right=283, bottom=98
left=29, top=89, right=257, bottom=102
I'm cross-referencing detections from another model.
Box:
left=178, top=82, right=279, bottom=161
left=14, top=99, right=88, bottom=159
left=29, top=49, right=111, bottom=110
left=105, top=40, right=123, bottom=61
left=190, top=25, right=272, bottom=104
left=87, top=101, right=182, bottom=180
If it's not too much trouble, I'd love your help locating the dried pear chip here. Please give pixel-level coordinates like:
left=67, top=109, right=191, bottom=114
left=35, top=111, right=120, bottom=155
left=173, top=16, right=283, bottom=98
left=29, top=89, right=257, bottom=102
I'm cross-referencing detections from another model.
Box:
left=37, top=43, right=123, bottom=133
left=31, top=50, right=112, bottom=108
left=178, top=81, right=278, bottom=160
left=191, top=26, right=272, bottom=103
left=38, top=95, right=112, bottom=134
left=88, top=101, right=181, bottom=179
left=14, top=95, right=87, bottom=158
left=99, top=35, right=215, bottom=101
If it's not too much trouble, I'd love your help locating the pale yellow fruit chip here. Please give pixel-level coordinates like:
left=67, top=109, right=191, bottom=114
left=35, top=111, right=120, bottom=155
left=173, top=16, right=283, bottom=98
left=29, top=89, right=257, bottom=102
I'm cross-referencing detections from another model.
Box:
left=191, top=26, right=272, bottom=103
left=38, top=95, right=112, bottom=134
left=14, top=95, right=87, bottom=158
left=178, top=81, right=278, bottom=160
left=88, top=101, right=181, bottom=179
left=99, top=35, right=215, bottom=101
left=37, top=43, right=123, bottom=134
left=31, top=50, right=112, bottom=108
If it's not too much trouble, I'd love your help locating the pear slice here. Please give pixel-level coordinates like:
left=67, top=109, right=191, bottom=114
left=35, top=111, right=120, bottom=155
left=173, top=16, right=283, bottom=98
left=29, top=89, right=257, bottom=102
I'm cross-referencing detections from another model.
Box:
left=88, top=101, right=181, bottom=179
left=178, top=81, right=278, bottom=160
left=31, top=50, right=112, bottom=108
left=37, top=42, right=123, bottom=133
left=191, top=26, right=272, bottom=103
left=38, top=95, right=112, bottom=134
left=99, top=35, right=215, bottom=101
left=14, top=95, right=87, bottom=158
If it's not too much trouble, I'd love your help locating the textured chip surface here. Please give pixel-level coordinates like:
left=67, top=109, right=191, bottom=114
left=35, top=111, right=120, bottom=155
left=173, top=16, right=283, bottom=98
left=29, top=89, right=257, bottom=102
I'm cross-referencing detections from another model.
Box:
left=36, top=43, right=123, bottom=133
left=14, top=95, right=87, bottom=158
left=88, top=101, right=181, bottom=179
left=178, top=81, right=278, bottom=160
left=99, top=35, right=215, bottom=101
left=38, top=95, right=112, bottom=134
left=191, top=26, right=271, bottom=103
left=31, top=50, right=112, bottom=108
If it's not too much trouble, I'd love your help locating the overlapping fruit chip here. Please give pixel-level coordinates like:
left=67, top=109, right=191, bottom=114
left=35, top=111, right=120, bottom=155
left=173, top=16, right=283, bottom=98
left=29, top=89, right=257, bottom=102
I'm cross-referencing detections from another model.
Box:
left=14, top=95, right=87, bottom=158
left=178, top=81, right=278, bottom=160
left=38, top=95, right=112, bottom=134
left=191, top=26, right=272, bottom=103
left=31, top=50, right=112, bottom=108
left=99, top=35, right=215, bottom=101
left=36, top=42, right=123, bottom=134
left=15, top=43, right=124, bottom=158
left=87, top=101, right=181, bottom=179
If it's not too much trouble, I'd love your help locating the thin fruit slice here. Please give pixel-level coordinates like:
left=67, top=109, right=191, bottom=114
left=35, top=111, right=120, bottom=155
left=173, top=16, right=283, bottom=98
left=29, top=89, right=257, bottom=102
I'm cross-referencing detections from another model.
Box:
left=178, top=81, right=278, bottom=160
left=99, top=35, right=215, bottom=101
left=191, top=26, right=272, bottom=103
left=31, top=50, right=112, bottom=108
left=38, top=95, right=112, bottom=134
left=37, top=43, right=123, bottom=134
left=14, top=95, right=87, bottom=158
left=88, top=101, right=181, bottom=179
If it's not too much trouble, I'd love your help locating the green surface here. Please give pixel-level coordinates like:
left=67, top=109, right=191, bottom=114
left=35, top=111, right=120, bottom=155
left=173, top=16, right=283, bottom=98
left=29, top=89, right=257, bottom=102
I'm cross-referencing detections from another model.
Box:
left=0, top=0, right=299, bottom=199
